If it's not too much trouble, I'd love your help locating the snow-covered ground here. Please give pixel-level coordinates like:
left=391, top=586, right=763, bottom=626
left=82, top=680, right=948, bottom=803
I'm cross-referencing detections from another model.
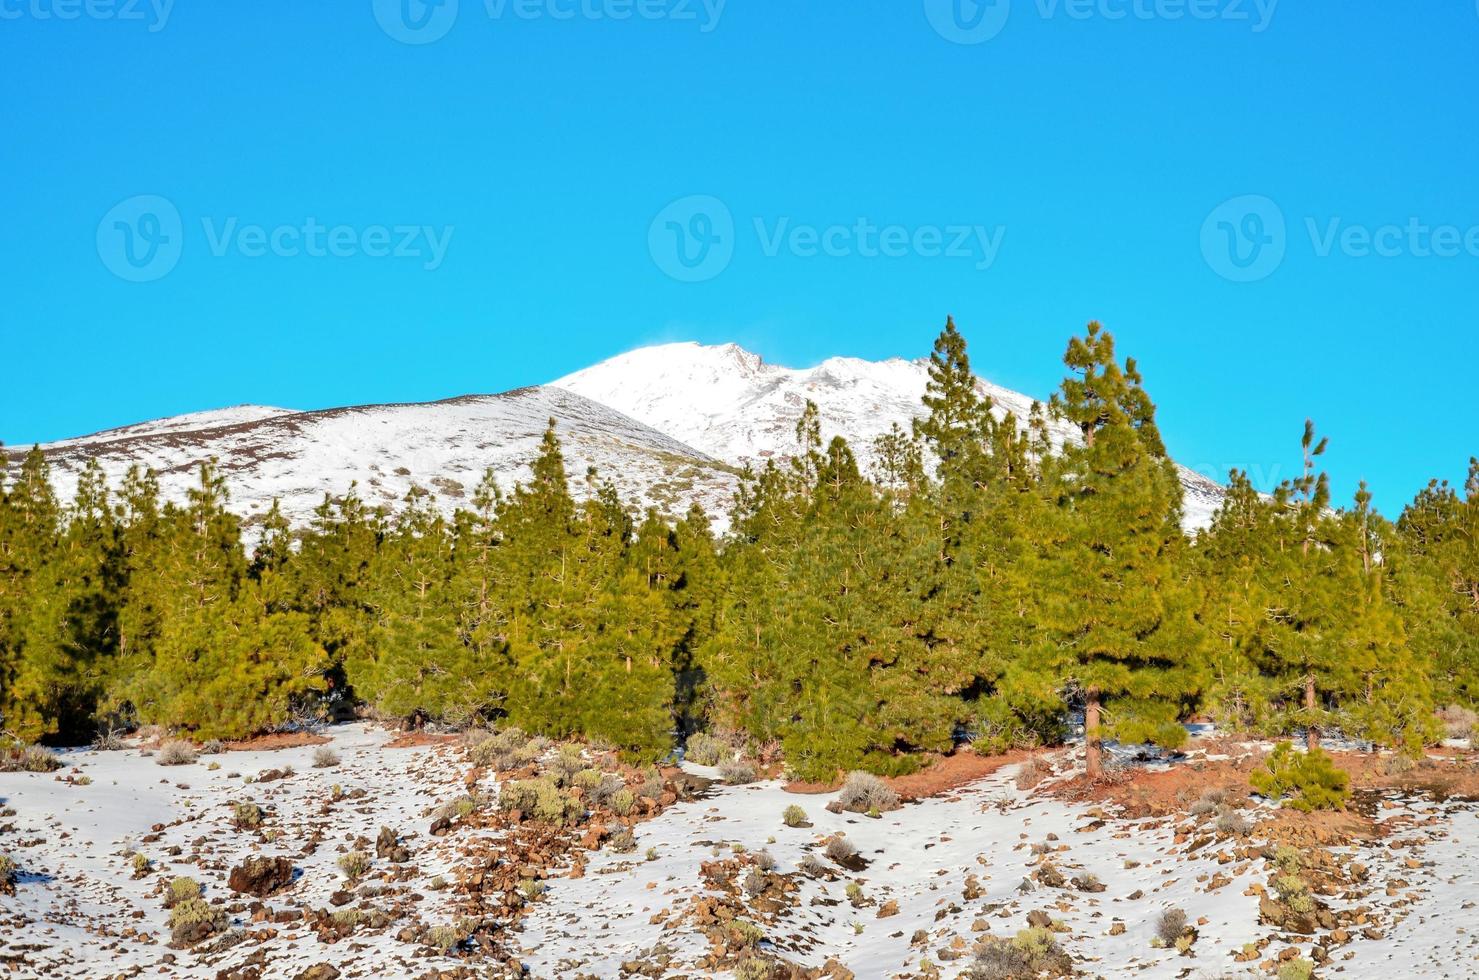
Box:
left=2, top=728, right=1475, bottom=978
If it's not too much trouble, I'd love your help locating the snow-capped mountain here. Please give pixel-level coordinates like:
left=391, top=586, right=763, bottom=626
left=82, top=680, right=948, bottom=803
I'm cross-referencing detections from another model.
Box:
left=554, top=342, right=1226, bottom=529
left=13, top=341, right=1226, bottom=534
left=19, top=387, right=739, bottom=532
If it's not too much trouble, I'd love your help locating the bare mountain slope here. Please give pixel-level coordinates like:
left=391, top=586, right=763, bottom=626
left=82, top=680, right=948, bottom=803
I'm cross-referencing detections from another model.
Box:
left=554, top=341, right=1226, bottom=529
left=19, top=387, right=739, bottom=531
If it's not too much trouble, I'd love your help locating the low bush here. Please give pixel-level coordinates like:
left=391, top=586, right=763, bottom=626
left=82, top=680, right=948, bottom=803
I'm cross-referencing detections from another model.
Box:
left=1278, top=958, right=1315, bottom=980
left=798, top=853, right=827, bottom=877
left=836, top=771, right=900, bottom=814
left=782, top=803, right=810, bottom=828
left=312, top=747, right=340, bottom=769
left=1437, top=704, right=1478, bottom=739
left=92, top=728, right=128, bottom=752
left=1014, top=756, right=1048, bottom=791
left=609, top=828, right=637, bottom=853
left=232, top=802, right=263, bottom=830
left=337, top=850, right=371, bottom=883
left=164, top=876, right=201, bottom=908
left=685, top=732, right=729, bottom=767
left=1250, top=742, right=1350, bottom=811
left=499, top=777, right=582, bottom=825
left=168, top=897, right=227, bottom=945
left=156, top=741, right=198, bottom=766
left=962, top=927, right=1071, bottom=979
left=609, top=788, right=636, bottom=816
left=0, top=743, right=61, bottom=773
left=719, top=760, right=758, bottom=785
left=1154, top=907, right=1187, bottom=945
left=823, top=836, right=857, bottom=865
left=0, top=853, right=16, bottom=894
left=1215, top=808, right=1251, bottom=836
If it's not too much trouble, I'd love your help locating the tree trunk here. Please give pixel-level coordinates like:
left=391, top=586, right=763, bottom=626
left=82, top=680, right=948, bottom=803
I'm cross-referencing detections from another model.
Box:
left=1085, top=689, right=1102, bottom=779
left=1304, top=674, right=1318, bottom=750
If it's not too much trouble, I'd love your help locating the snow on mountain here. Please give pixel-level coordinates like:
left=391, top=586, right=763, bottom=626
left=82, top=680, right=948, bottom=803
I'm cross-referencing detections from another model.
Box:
left=14, top=341, right=1227, bottom=536
left=17, top=387, right=739, bottom=532
left=554, top=341, right=1227, bottom=529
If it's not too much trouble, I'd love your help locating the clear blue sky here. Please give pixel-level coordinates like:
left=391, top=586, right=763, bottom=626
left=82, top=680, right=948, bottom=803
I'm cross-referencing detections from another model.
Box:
left=2, top=0, right=1475, bottom=515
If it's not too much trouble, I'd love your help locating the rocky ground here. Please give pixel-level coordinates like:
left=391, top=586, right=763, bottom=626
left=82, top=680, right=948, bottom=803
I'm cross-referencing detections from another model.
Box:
left=0, top=726, right=1475, bottom=979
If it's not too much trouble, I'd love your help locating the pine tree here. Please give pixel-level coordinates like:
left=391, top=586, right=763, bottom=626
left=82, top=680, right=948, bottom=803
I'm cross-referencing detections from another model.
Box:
left=1042, top=323, right=1205, bottom=777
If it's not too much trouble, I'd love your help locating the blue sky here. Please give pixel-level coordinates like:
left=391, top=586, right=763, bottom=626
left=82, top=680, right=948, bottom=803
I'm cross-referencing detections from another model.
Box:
left=2, top=0, right=1475, bottom=515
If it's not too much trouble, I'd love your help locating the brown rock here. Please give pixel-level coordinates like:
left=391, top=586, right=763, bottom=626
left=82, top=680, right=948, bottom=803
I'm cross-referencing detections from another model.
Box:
left=227, top=856, right=295, bottom=897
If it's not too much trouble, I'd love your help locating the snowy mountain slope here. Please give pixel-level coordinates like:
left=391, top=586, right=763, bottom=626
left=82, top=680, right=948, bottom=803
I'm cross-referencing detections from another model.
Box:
left=17, top=387, right=739, bottom=532
left=553, top=341, right=1227, bottom=529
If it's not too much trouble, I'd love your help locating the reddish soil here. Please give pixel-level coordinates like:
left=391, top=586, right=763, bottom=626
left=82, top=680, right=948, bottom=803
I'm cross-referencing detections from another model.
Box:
left=221, top=731, right=330, bottom=751
left=384, top=731, right=460, bottom=749
left=783, top=747, right=1035, bottom=801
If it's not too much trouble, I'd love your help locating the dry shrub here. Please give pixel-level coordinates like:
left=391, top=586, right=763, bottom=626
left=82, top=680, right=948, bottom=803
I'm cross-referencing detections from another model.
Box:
left=156, top=741, right=198, bottom=766
left=836, top=771, right=900, bottom=813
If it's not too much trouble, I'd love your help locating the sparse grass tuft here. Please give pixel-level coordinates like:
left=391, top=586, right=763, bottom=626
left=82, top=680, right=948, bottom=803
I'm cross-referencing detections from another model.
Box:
left=312, top=747, right=340, bottom=769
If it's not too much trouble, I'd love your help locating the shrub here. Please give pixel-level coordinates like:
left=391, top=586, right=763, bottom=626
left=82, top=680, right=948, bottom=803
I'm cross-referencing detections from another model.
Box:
left=609, top=828, right=637, bottom=853
left=609, top=789, right=636, bottom=816
left=743, top=868, right=767, bottom=897
left=1155, top=908, right=1187, bottom=944
left=823, top=836, right=857, bottom=865
left=312, top=747, right=340, bottom=769
left=0, top=853, right=16, bottom=892
left=232, top=802, right=263, bottom=830
left=836, top=771, right=900, bottom=813
left=1274, top=874, right=1315, bottom=914
left=131, top=852, right=151, bottom=876
left=752, top=849, right=776, bottom=872
left=1278, top=958, right=1315, bottom=980
left=1437, top=704, right=1478, bottom=739
left=686, top=732, right=728, bottom=767
left=517, top=878, right=546, bottom=901
left=719, top=760, right=757, bottom=785
left=734, top=957, right=773, bottom=980
left=465, top=727, right=540, bottom=771
left=0, top=743, right=61, bottom=773
left=201, top=740, right=225, bottom=755
left=92, top=728, right=128, bottom=752
left=1014, top=756, right=1048, bottom=791
left=165, top=876, right=201, bottom=907
left=1250, top=743, right=1350, bottom=811
left=427, top=924, right=464, bottom=954
left=499, top=778, right=582, bottom=825
left=782, top=804, right=810, bottom=828
left=1215, top=808, right=1251, bottom=836
left=337, top=850, right=371, bottom=883
left=156, top=740, right=198, bottom=766
left=798, top=854, right=827, bottom=877
left=168, top=897, right=227, bottom=945
left=963, top=928, right=1071, bottom=980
